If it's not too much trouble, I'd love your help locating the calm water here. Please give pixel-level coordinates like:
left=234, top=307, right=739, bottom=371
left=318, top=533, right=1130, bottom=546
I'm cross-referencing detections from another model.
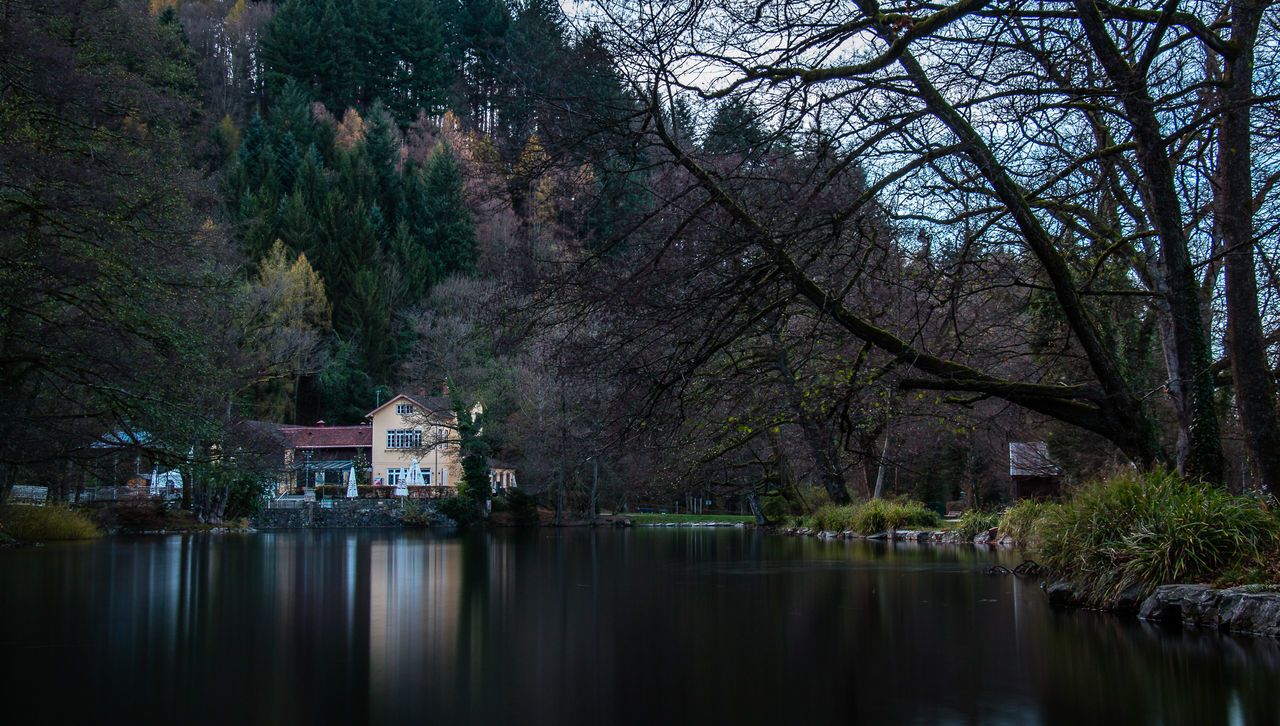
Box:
left=1, top=528, right=1277, bottom=725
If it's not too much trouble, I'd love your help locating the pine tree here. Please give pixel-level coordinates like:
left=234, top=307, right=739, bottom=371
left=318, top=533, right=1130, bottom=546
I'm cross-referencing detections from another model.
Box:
left=260, top=0, right=325, bottom=99
left=274, top=131, right=302, bottom=191
left=388, top=0, right=451, bottom=122
left=704, top=97, right=767, bottom=155
left=425, top=142, right=478, bottom=277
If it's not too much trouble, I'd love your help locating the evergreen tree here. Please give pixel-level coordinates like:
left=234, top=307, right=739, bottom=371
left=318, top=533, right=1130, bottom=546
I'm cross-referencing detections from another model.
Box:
left=387, top=0, right=451, bottom=122
left=274, top=131, right=302, bottom=191
left=424, top=142, right=478, bottom=276
left=394, top=162, right=440, bottom=300
left=704, top=97, right=768, bottom=155
left=260, top=0, right=326, bottom=99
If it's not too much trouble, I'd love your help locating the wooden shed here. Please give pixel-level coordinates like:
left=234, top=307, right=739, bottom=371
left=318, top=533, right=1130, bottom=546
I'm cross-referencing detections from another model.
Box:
left=1009, top=442, right=1062, bottom=500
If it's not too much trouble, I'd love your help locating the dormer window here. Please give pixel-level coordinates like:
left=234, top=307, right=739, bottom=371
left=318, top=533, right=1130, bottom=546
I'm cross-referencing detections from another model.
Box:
left=395, top=403, right=413, bottom=416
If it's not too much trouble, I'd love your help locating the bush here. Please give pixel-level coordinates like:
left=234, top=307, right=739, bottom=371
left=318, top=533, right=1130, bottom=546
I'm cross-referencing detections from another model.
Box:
left=502, top=490, right=540, bottom=526
left=956, top=509, right=1000, bottom=539
left=437, top=495, right=480, bottom=525
left=0, top=505, right=99, bottom=541
left=998, top=499, right=1056, bottom=547
left=761, top=493, right=788, bottom=522
left=111, top=498, right=169, bottom=531
left=397, top=498, right=435, bottom=527
left=1035, top=469, right=1279, bottom=598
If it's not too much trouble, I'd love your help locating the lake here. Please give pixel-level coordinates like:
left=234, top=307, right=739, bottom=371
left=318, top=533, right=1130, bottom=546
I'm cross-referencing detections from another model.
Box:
left=1, top=528, right=1276, bottom=725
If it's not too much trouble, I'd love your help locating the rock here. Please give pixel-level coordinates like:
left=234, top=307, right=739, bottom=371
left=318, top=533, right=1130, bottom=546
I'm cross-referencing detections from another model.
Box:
left=1111, top=584, right=1149, bottom=616
left=1138, top=584, right=1214, bottom=624
left=867, top=531, right=889, bottom=540
left=1139, top=584, right=1280, bottom=637
left=1045, top=582, right=1080, bottom=608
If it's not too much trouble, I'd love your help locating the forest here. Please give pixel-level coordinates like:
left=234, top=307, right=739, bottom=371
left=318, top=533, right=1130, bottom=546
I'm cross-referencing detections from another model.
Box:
left=2, top=0, right=1279, bottom=522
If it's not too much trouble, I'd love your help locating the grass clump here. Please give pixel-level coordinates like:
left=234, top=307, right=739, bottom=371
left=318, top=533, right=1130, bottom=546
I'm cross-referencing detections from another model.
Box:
left=805, top=498, right=941, bottom=534
left=955, top=509, right=1000, bottom=539
left=0, top=505, right=100, bottom=542
left=998, top=499, right=1056, bottom=547
left=1035, top=469, right=1279, bottom=599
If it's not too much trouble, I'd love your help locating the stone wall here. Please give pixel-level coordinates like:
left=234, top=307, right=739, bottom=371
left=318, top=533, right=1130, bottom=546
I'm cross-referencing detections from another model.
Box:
left=254, top=499, right=453, bottom=529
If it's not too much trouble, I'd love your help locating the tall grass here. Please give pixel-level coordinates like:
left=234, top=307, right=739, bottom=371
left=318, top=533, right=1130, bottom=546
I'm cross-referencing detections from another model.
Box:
left=805, top=498, right=941, bottom=534
left=0, top=505, right=100, bottom=541
left=1035, top=469, right=1278, bottom=598
left=955, top=509, right=1000, bottom=539
left=998, top=499, right=1056, bottom=547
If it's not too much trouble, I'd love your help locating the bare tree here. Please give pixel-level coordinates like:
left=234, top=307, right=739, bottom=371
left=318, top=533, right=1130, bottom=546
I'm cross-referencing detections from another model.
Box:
left=581, top=0, right=1280, bottom=492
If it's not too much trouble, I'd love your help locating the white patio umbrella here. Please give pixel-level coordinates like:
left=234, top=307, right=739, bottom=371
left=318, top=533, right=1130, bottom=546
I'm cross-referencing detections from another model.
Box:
left=401, top=457, right=424, bottom=496
left=346, top=465, right=358, bottom=498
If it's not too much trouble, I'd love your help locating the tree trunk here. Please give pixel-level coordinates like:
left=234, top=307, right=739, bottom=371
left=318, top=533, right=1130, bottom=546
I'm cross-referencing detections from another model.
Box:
left=1073, top=0, right=1226, bottom=485
left=1217, top=1, right=1280, bottom=497
left=746, top=491, right=770, bottom=525
left=770, top=328, right=851, bottom=503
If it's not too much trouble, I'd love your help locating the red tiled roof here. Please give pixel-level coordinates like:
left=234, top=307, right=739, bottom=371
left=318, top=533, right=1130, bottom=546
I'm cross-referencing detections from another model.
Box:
left=278, top=425, right=371, bottom=449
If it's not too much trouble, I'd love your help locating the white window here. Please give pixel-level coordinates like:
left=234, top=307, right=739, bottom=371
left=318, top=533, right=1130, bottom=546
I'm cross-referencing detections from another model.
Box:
left=386, top=468, right=404, bottom=486
left=387, top=429, right=422, bottom=449
left=396, top=403, right=413, bottom=416
left=424, top=468, right=432, bottom=485
left=440, top=469, right=448, bottom=487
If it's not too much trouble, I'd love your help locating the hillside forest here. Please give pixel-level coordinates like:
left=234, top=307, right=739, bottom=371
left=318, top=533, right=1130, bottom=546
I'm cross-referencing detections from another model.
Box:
left=3, top=0, right=1279, bottom=521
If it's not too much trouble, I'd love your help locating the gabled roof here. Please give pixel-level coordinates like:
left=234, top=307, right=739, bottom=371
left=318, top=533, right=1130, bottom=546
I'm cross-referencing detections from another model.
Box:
left=365, top=393, right=454, bottom=420
left=279, top=424, right=372, bottom=449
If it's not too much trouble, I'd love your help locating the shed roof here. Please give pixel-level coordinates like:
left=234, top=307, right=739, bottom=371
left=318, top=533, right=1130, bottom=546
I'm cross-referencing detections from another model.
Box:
left=1009, top=441, right=1060, bottom=477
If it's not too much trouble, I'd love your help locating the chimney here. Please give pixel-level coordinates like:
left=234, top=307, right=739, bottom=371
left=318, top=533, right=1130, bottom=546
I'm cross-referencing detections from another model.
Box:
left=441, top=379, right=450, bottom=395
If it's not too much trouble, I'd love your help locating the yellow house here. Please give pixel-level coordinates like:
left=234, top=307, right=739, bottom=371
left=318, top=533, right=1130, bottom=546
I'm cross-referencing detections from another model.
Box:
left=366, top=393, right=464, bottom=489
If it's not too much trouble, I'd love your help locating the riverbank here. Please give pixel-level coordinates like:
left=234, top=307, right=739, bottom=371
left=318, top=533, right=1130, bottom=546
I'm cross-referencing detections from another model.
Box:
left=776, top=524, right=1004, bottom=545
left=254, top=498, right=453, bottom=528
left=1046, top=581, right=1280, bottom=638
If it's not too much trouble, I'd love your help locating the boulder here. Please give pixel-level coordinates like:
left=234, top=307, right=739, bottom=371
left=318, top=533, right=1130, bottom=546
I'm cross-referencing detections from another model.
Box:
left=1139, top=584, right=1280, bottom=637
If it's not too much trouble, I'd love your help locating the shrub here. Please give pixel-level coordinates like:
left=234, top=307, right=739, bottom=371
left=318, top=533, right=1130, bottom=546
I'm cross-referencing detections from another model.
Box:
left=761, top=493, right=788, bottom=522
left=998, top=499, right=1056, bottom=548
left=397, top=498, right=435, bottom=527
left=111, top=498, right=169, bottom=531
left=437, top=495, right=480, bottom=525
left=1035, top=469, right=1279, bottom=598
left=502, top=490, right=540, bottom=526
left=0, top=505, right=99, bottom=541
left=956, top=509, right=1000, bottom=539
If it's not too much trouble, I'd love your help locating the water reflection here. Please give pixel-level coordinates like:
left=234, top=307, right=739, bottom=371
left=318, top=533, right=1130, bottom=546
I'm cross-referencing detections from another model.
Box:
left=1, top=529, right=1276, bottom=725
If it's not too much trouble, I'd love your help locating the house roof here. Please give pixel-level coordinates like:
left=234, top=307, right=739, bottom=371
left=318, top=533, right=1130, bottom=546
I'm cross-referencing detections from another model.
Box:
left=365, top=393, right=454, bottom=420
left=279, top=424, right=372, bottom=449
